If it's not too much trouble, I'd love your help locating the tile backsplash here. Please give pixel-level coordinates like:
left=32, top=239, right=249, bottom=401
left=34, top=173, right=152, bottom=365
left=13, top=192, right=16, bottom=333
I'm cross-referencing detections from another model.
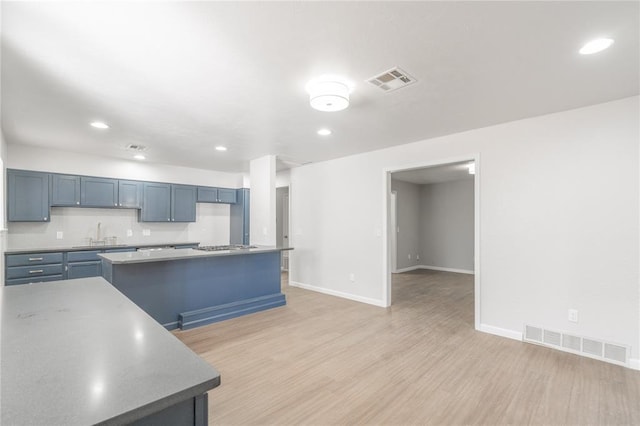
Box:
left=7, top=203, right=230, bottom=249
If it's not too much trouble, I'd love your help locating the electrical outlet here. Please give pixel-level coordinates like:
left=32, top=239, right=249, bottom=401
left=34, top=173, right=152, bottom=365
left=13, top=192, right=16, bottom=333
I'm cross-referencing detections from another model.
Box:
left=56, top=231, right=63, bottom=240
left=349, top=273, right=355, bottom=282
left=408, top=254, right=411, bottom=259
left=568, top=309, right=578, bottom=323
left=142, top=229, right=151, bottom=237
left=126, top=229, right=133, bottom=237
left=416, top=254, right=420, bottom=260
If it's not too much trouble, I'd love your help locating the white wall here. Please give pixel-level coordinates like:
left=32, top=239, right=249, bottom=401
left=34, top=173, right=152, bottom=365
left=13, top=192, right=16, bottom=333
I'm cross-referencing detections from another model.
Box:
left=390, top=179, right=422, bottom=270
left=7, top=144, right=243, bottom=188
left=421, top=179, right=474, bottom=272
left=250, top=155, right=276, bottom=246
left=290, top=97, right=639, bottom=363
left=5, top=144, right=242, bottom=249
left=6, top=203, right=230, bottom=249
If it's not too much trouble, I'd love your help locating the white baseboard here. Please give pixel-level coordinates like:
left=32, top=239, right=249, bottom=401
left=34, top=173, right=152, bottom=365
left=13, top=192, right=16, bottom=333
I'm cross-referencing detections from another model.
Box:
left=393, top=265, right=422, bottom=273
left=289, top=281, right=386, bottom=307
left=478, top=323, right=523, bottom=341
left=393, top=265, right=474, bottom=275
left=630, top=358, right=640, bottom=371
left=421, top=265, right=475, bottom=275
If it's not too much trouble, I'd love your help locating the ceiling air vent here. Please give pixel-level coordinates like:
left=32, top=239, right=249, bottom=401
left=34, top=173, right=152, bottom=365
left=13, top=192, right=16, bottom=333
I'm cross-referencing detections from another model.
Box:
left=125, top=144, right=147, bottom=152
left=366, top=67, right=416, bottom=92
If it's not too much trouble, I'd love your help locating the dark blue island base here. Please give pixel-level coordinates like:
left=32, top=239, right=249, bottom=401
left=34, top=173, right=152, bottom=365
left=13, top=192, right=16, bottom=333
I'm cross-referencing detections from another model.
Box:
left=101, top=249, right=286, bottom=330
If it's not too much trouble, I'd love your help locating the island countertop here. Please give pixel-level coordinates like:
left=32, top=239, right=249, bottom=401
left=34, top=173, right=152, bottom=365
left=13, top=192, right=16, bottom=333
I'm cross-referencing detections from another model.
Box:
left=0, top=277, right=220, bottom=425
left=99, top=245, right=292, bottom=264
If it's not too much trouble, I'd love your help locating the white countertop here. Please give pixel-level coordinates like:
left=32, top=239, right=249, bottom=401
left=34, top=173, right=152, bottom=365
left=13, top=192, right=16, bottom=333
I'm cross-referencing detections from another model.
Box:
left=0, top=277, right=220, bottom=425
left=99, top=246, right=290, bottom=264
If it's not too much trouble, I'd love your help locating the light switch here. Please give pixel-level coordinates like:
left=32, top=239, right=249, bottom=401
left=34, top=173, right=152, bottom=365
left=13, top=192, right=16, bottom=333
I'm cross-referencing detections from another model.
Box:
left=126, top=229, right=133, bottom=237
left=56, top=231, right=63, bottom=240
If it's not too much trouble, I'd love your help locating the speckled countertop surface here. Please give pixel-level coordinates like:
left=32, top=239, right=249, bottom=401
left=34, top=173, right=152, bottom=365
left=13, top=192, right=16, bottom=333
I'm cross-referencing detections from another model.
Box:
left=4, top=242, right=200, bottom=255
left=99, top=246, right=290, bottom=264
left=0, top=277, right=220, bottom=425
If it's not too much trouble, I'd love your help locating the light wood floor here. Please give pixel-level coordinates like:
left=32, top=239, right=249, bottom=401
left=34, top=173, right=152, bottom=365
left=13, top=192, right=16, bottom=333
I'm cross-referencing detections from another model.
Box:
left=174, top=270, right=640, bottom=425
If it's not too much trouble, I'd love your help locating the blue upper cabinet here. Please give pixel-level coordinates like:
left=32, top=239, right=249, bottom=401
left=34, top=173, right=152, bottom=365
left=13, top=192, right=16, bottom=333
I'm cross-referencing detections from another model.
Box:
left=196, top=186, right=237, bottom=204
left=140, top=182, right=172, bottom=222
left=140, top=183, right=196, bottom=222
left=171, top=184, right=197, bottom=222
left=7, top=169, right=51, bottom=222
left=51, top=174, right=80, bottom=206
left=118, top=180, right=142, bottom=208
left=81, top=177, right=118, bottom=208
left=217, top=188, right=237, bottom=203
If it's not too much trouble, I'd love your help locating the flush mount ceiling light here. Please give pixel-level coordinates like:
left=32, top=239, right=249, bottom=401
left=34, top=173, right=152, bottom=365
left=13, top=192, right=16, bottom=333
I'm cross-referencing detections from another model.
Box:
left=579, top=38, right=614, bottom=55
left=90, top=121, right=109, bottom=129
left=215, top=146, right=227, bottom=152
left=306, top=75, right=353, bottom=112
left=133, top=154, right=146, bottom=160
left=317, top=128, right=332, bottom=136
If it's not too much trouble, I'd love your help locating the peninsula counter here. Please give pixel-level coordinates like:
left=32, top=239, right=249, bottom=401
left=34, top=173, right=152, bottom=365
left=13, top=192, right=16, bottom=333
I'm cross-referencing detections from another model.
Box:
left=0, top=277, right=220, bottom=425
left=99, top=246, right=288, bottom=330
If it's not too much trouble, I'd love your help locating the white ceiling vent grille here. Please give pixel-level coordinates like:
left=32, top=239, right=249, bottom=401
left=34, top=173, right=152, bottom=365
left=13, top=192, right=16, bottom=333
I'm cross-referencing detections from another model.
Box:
left=366, top=67, right=416, bottom=92
left=523, top=325, right=629, bottom=367
left=125, top=144, right=148, bottom=152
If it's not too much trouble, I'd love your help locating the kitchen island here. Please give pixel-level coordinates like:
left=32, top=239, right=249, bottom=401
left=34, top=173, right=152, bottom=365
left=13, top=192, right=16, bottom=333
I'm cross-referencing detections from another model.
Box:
left=99, top=246, right=288, bottom=330
left=0, top=277, right=220, bottom=425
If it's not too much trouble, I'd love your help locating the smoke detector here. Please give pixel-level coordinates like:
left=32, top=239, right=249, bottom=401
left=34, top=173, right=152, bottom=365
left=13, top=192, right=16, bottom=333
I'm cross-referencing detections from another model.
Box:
left=366, top=67, right=416, bottom=92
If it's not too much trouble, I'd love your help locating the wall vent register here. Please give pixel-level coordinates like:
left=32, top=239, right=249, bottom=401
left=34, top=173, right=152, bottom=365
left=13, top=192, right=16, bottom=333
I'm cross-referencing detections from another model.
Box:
left=524, top=324, right=629, bottom=367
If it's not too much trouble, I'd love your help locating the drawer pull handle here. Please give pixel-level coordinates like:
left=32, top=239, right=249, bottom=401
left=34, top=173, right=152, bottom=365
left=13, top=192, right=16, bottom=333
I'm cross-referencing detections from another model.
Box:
left=28, top=257, right=44, bottom=261
left=29, top=270, right=44, bottom=274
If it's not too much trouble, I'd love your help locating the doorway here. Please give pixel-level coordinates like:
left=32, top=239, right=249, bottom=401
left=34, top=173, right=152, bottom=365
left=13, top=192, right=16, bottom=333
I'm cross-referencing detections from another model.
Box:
left=384, top=156, right=480, bottom=330
left=276, top=186, right=290, bottom=271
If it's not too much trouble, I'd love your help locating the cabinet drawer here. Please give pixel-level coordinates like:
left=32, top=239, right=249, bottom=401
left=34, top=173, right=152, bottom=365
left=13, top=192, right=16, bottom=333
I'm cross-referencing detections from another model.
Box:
left=67, top=250, right=102, bottom=262
left=6, top=275, right=64, bottom=286
left=7, top=264, right=64, bottom=280
left=6, top=252, right=63, bottom=267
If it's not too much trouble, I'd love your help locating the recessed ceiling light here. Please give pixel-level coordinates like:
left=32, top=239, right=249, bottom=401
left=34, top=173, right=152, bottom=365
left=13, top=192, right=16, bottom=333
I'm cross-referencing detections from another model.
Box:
left=133, top=154, right=146, bottom=160
left=579, top=38, right=614, bottom=55
left=317, top=128, right=332, bottom=136
left=90, top=121, right=110, bottom=129
left=215, top=146, right=227, bottom=152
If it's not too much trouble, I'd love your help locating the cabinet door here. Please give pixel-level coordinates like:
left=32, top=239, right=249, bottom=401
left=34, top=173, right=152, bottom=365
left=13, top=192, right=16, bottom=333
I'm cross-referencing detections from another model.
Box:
left=67, top=261, right=102, bottom=279
left=118, top=180, right=142, bottom=208
left=7, top=170, right=50, bottom=222
left=196, top=187, right=218, bottom=203
left=140, top=183, right=171, bottom=222
left=51, top=174, right=80, bottom=206
left=217, top=188, right=237, bottom=204
left=171, top=185, right=197, bottom=222
left=81, top=177, right=118, bottom=207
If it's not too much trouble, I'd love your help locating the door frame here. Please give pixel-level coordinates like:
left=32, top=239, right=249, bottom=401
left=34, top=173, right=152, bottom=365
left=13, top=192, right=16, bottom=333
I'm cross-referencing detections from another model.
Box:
left=382, top=154, right=481, bottom=331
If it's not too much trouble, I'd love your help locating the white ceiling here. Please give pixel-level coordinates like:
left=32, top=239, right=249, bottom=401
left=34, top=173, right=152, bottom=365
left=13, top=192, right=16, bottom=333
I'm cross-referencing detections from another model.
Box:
left=2, top=1, right=638, bottom=173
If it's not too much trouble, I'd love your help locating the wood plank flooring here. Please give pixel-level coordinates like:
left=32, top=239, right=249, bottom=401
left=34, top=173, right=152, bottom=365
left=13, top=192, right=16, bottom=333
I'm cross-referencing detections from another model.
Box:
left=174, top=270, right=640, bottom=425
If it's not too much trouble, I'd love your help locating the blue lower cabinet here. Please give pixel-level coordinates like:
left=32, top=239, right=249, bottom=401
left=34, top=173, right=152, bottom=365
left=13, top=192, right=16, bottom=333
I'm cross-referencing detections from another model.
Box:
left=67, top=261, right=102, bottom=279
